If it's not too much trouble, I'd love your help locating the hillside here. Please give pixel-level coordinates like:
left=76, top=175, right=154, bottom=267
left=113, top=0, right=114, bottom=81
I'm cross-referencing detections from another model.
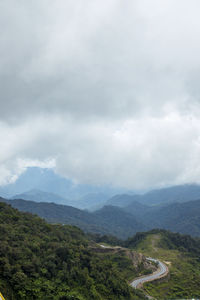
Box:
left=124, top=199, right=200, bottom=237
left=122, top=201, right=152, bottom=219
left=1, top=201, right=200, bottom=299
left=93, top=206, right=146, bottom=238
left=141, top=199, right=200, bottom=236
left=3, top=193, right=200, bottom=239
left=0, top=197, right=105, bottom=235
left=124, top=229, right=200, bottom=299
left=3, top=195, right=200, bottom=239
left=0, top=198, right=145, bottom=239
left=0, top=202, right=148, bottom=300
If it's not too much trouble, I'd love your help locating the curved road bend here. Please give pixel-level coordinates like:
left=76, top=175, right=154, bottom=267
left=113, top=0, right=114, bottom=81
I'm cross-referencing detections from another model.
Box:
left=98, top=245, right=168, bottom=289
left=130, top=258, right=168, bottom=289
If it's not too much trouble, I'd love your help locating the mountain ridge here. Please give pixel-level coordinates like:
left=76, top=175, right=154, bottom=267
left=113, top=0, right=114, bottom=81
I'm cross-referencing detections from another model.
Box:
left=0, top=197, right=145, bottom=239
left=107, top=183, right=200, bottom=207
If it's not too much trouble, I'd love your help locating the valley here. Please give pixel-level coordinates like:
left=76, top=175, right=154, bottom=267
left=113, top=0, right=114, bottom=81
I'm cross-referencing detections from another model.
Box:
left=2, top=1, right=200, bottom=299
left=0, top=199, right=200, bottom=299
left=1, top=169, right=200, bottom=298
left=2, top=193, right=200, bottom=238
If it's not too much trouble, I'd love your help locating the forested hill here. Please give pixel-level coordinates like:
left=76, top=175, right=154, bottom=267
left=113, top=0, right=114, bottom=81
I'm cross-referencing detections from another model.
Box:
left=124, top=229, right=200, bottom=299
left=0, top=197, right=145, bottom=239
left=0, top=202, right=144, bottom=300
left=2, top=196, right=200, bottom=238
left=92, top=229, right=200, bottom=299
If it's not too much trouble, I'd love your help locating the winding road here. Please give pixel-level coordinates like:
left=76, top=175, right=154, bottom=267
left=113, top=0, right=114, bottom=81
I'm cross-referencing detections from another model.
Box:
left=98, top=244, right=168, bottom=289
left=130, top=257, right=168, bottom=288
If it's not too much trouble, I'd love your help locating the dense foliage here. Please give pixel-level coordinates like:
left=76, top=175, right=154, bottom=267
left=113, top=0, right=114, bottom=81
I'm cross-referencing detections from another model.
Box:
left=157, top=230, right=200, bottom=257
left=92, top=229, right=200, bottom=299
left=0, top=202, right=143, bottom=300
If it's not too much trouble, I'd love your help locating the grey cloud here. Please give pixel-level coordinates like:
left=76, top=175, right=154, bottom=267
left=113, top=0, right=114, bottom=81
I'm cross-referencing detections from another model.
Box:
left=1, top=0, right=200, bottom=189
left=0, top=0, right=194, bottom=120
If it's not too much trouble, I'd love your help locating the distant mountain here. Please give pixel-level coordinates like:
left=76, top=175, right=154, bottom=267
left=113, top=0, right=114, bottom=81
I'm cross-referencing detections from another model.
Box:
left=0, top=197, right=103, bottom=232
left=93, top=205, right=146, bottom=238
left=12, top=189, right=109, bottom=210
left=0, top=197, right=144, bottom=239
left=78, top=193, right=109, bottom=210
left=138, top=184, right=200, bottom=206
left=12, top=189, right=70, bottom=205
left=0, top=167, right=72, bottom=198
left=123, top=201, right=153, bottom=218
left=143, top=199, right=200, bottom=237
left=106, top=184, right=200, bottom=208
left=71, top=193, right=109, bottom=211
left=0, top=167, right=129, bottom=209
left=123, top=198, right=200, bottom=237
left=2, top=193, right=200, bottom=238
left=106, top=194, right=141, bottom=207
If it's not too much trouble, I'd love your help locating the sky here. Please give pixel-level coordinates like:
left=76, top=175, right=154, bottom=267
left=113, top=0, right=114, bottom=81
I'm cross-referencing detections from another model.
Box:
left=1, top=0, right=200, bottom=190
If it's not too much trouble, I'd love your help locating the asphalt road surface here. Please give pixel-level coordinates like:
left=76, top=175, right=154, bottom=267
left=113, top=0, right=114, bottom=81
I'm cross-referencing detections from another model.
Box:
left=130, top=257, right=167, bottom=288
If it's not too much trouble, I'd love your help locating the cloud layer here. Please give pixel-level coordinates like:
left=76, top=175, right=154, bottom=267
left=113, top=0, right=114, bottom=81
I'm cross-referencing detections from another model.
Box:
left=1, top=0, right=200, bottom=189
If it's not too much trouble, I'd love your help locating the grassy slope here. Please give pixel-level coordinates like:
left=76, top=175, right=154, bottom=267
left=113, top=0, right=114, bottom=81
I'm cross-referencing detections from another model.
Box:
left=132, top=233, right=200, bottom=299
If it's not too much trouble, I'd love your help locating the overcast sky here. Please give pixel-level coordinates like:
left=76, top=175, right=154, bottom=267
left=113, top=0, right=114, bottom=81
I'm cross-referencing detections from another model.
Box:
left=1, top=0, right=200, bottom=190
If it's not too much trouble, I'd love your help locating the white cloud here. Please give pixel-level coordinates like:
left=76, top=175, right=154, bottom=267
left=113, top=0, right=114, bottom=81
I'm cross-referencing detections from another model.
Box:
left=0, top=113, right=200, bottom=189
left=1, top=0, right=200, bottom=189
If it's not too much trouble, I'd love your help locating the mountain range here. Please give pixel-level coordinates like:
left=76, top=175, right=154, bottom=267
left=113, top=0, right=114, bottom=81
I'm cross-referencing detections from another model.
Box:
left=1, top=167, right=200, bottom=238
left=107, top=183, right=200, bottom=207
left=0, top=167, right=131, bottom=209
left=1, top=194, right=200, bottom=238
left=3, top=167, right=200, bottom=211
left=0, top=197, right=145, bottom=239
